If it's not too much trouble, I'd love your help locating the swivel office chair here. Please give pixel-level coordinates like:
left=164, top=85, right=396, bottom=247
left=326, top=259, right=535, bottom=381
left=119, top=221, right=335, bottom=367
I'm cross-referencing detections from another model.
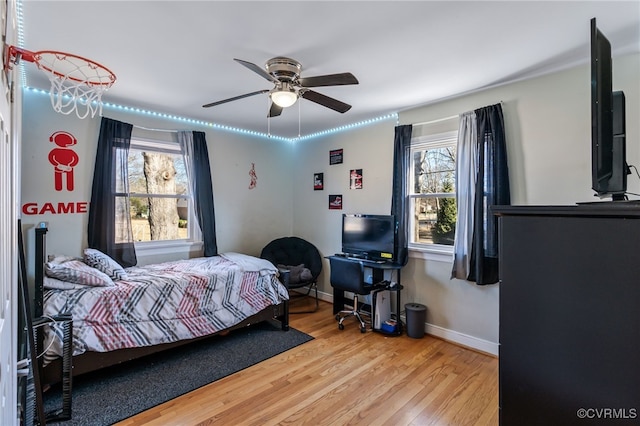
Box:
left=329, top=256, right=372, bottom=333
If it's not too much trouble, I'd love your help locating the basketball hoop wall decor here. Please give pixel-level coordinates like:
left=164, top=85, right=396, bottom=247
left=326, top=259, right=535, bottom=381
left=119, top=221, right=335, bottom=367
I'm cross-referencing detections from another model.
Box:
left=5, top=45, right=116, bottom=119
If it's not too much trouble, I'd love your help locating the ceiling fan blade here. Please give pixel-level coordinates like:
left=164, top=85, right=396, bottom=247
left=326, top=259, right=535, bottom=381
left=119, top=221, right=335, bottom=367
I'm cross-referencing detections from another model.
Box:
left=234, top=58, right=279, bottom=83
left=268, top=102, right=283, bottom=118
left=202, top=89, right=270, bottom=108
left=298, top=72, right=359, bottom=88
left=300, top=90, right=352, bottom=113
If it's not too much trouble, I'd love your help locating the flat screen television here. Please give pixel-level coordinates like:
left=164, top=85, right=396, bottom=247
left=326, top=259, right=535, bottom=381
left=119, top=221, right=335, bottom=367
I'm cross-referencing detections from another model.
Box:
left=341, top=214, right=396, bottom=262
left=590, top=17, right=628, bottom=201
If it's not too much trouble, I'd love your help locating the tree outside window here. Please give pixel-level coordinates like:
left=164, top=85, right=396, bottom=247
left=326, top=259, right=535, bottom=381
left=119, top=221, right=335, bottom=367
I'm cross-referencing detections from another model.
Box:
left=409, top=133, right=457, bottom=247
left=127, top=140, right=191, bottom=242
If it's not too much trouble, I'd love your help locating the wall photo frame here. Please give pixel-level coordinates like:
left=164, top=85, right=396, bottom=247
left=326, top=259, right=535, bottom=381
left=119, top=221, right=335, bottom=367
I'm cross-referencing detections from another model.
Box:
left=329, top=149, right=343, bottom=165
left=329, top=194, right=342, bottom=210
left=314, top=172, right=324, bottom=190
left=349, top=169, right=363, bottom=189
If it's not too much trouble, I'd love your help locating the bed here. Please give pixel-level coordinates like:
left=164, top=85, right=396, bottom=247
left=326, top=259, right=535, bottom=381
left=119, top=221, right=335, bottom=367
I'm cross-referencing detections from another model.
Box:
left=36, top=245, right=290, bottom=388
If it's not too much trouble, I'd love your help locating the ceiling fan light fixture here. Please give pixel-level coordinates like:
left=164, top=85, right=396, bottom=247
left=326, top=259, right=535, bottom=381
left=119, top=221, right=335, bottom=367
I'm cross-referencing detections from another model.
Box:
left=271, top=89, right=298, bottom=108
left=203, top=57, right=358, bottom=115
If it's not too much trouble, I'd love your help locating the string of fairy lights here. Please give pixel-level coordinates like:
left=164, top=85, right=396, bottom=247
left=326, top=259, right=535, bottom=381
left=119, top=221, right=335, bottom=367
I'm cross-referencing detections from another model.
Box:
left=24, top=86, right=398, bottom=143
left=16, top=1, right=398, bottom=142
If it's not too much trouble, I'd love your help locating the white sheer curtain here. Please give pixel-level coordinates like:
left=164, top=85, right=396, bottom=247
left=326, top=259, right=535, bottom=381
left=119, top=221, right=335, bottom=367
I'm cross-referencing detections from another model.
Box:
left=177, top=131, right=196, bottom=199
left=177, top=130, right=200, bottom=231
left=451, top=111, right=478, bottom=280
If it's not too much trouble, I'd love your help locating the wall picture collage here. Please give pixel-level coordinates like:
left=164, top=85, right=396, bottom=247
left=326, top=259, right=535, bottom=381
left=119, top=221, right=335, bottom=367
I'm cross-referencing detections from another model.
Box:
left=315, top=148, right=363, bottom=210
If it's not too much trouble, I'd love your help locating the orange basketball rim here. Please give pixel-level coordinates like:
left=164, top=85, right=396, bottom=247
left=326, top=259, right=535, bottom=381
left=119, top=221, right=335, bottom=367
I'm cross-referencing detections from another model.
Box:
left=4, top=45, right=116, bottom=119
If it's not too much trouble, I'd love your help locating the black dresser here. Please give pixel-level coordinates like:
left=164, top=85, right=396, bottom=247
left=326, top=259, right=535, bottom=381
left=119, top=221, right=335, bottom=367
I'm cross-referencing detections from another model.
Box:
left=494, top=205, right=640, bottom=425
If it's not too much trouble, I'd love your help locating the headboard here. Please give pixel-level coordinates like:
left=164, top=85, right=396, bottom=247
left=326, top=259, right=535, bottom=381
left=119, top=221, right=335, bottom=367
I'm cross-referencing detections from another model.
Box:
left=34, top=224, right=48, bottom=318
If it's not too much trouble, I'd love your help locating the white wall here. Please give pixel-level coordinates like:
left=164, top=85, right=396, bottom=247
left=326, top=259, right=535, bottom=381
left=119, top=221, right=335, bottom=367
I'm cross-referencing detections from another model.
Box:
left=292, top=121, right=396, bottom=247
left=291, top=120, right=396, bottom=281
left=21, top=90, right=294, bottom=271
left=293, top=52, right=639, bottom=354
left=20, top=52, right=639, bottom=354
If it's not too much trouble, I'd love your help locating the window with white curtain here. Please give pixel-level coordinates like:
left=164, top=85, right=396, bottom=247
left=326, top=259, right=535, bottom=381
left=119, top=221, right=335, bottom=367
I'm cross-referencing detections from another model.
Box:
left=123, top=138, right=200, bottom=245
left=408, top=131, right=458, bottom=251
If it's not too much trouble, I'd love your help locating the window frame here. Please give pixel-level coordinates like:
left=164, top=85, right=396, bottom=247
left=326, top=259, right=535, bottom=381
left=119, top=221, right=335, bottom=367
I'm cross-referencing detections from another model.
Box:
left=126, top=137, right=202, bottom=255
left=407, top=130, right=458, bottom=261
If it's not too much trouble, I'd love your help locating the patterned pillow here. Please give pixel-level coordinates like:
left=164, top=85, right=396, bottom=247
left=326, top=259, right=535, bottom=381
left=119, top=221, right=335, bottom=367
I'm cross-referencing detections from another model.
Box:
left=45, top=258, right=114, bottom=287
left=83, top=248, right=128, bottom=280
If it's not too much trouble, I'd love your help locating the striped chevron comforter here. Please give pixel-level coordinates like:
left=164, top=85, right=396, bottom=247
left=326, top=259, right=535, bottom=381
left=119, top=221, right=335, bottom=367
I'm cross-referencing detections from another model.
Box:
left=42, top=253, right=288, bottom=364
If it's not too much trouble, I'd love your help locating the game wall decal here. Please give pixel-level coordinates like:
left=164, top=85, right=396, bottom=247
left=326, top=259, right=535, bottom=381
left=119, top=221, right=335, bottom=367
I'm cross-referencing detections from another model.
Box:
left=22, top=202, right=89, bottom=215
left=49, top=131, right=79, bottom=191
left=22, top=130, right=90, bottom=215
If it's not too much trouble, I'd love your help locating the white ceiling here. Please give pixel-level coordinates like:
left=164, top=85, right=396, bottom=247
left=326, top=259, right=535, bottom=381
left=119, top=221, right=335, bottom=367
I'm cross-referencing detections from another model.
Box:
left=18, top=1, right=640, bottom=139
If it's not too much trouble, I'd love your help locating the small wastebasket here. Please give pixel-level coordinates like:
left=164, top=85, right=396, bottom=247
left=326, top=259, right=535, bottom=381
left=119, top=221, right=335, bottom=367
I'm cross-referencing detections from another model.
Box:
left=405, top=303, right=426, bottom=339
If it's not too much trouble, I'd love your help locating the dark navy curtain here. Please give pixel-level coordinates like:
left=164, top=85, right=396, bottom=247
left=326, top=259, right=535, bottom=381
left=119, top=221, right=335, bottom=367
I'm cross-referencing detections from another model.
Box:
left=468, top=103, right=510, bottom=285
left=391, top=124, right=413, bottom=266
left=191, top=131, right=218, bottom=256
left=87, top=117, right=136, bottom=267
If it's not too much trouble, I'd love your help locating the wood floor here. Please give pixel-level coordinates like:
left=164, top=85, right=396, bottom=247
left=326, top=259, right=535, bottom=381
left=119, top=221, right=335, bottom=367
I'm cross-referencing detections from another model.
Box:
left=116, top=300, right=498, bottom=426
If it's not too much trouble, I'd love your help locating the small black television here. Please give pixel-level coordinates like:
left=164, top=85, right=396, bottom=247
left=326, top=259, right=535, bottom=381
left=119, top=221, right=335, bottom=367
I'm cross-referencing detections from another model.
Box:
left=341, top=214, right=396, bottom=262
left=590, top=17, right=628, bottom=201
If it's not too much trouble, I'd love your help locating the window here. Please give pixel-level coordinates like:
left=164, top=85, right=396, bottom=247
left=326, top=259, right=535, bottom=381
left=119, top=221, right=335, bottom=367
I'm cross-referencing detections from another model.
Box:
left=122, top=138, right=199, bottom=244
left=408, top=131, right=457, bottom=251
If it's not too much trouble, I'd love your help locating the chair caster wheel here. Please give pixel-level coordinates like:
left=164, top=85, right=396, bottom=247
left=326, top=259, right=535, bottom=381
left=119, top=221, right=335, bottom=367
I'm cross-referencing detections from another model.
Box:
left=335, top=314, right=340, bottom=321
left=338, top=323, right=344, bottom=330
left=360, top=326, right=366, bottom=333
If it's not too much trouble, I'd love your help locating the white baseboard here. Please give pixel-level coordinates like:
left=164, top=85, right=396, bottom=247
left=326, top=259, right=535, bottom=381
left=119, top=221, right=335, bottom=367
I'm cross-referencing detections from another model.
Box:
left=293, top=288, right=499, bottom=357
left=290, top=287, right=333, bottom=303
left=419, top=321, right=498, bottom=356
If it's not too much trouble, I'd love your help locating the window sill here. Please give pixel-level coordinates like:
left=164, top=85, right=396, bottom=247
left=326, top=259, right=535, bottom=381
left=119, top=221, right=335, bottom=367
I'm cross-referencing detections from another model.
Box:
left=134, top=240, right=204, bottom=257
left=409, top=246, right=453, bottom=263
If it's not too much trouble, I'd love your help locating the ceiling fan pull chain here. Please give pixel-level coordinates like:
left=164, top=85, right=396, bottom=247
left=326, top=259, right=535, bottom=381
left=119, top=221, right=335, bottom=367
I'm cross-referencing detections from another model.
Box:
left=267, top=97, right=271, bottom=138
left=298, top=99, right=301, bottom=138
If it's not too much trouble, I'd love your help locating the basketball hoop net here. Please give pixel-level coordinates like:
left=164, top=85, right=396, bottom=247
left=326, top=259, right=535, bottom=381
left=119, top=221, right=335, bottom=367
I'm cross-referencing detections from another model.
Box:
left=5, top=45, right=116, bottom=119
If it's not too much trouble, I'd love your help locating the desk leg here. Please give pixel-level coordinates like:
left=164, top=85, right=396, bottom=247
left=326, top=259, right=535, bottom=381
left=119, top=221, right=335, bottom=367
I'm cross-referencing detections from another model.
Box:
left=396, top=286, right=403, bottom=334
left=396, top=269, right=403, bottom=334
left=333, top=288, right=346, bottom=315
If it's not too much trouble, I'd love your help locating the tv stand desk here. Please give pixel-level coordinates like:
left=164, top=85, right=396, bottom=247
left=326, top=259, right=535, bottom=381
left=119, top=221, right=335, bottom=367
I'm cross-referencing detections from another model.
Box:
left=327, top=256, right=403, bottom=336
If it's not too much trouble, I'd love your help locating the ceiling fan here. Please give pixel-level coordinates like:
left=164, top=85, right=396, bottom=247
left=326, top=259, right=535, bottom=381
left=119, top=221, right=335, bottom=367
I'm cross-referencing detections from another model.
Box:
left=202, top=57, right=359, bottom=117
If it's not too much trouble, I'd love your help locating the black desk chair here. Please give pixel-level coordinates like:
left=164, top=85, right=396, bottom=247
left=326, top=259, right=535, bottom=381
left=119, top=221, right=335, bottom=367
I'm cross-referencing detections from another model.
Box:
left=260, top=236, right=322, bottom=313
left=329, top=256, right=372, bottom=333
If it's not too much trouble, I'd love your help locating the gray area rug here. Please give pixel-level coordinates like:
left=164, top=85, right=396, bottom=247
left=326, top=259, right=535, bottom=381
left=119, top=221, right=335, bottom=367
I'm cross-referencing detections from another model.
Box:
left=43, top=320, right=313, bottom=425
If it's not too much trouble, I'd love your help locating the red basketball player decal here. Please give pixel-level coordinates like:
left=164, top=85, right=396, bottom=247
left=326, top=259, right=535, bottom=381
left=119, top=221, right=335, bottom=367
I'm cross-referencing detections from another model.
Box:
left=48, top=131, right=79, bottom=191
left=249, top=163, right=257, bottom=189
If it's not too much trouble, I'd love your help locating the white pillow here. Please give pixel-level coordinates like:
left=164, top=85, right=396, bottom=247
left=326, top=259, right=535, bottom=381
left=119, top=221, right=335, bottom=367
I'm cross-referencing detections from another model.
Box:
left=83, top=248, right=128, bottom=281
left=45, top=258, right=114, bottom=287
left=44, top=276, right=87, bottom=290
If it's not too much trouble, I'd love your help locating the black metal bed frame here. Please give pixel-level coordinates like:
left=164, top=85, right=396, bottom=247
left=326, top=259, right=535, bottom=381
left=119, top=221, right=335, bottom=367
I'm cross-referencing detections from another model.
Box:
left=32, top=224, right=289, bottom=423
left=33, top=225, right=74, bottom=423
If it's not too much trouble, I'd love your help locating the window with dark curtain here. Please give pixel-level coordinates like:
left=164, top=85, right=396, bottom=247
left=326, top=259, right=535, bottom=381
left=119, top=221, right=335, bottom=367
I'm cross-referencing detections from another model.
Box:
left=391, top=124, right=413, bottom=266
left=87, top=117, right=136, bottom=267
left=464, top=104, right=510, bottom=285
left=190, top=131, right=218, bottom=256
